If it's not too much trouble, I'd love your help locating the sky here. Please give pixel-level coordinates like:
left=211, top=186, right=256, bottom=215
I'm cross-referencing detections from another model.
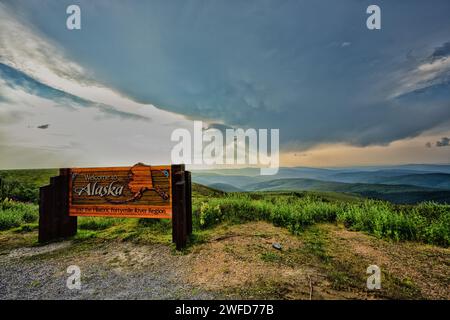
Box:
left=0, top=0, right=449, bottom=169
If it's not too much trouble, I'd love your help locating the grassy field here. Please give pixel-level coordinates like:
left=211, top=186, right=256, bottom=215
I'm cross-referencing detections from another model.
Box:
left=0, top=169, right=449, bottom=299
left=193, top=192, right=450, bottom=247
left=0, top=169, right=449, bottom=247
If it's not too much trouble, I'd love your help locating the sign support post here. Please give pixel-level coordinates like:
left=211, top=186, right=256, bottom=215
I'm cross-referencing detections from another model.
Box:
left=185, top=170, right=192, bottom=237
left=171, top=164, right=192, bottom=250
left=38, top=168, right=77, bottom=243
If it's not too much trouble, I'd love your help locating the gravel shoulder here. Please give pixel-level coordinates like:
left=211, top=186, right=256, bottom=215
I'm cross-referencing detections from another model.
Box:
left=0, top=240, right=218, bottom=299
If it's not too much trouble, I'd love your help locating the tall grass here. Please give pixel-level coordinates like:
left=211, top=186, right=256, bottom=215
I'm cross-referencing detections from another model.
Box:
left=1, top=188, right=448, bottom=247
left=194, top=193, right=450, bottom=247
left=0, top=198, right=38, bottom=230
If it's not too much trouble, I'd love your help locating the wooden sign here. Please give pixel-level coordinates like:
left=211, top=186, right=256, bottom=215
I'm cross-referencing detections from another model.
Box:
left=69, top=164, right=172, bottom=218
left=38, top=163, right=192, bottom=249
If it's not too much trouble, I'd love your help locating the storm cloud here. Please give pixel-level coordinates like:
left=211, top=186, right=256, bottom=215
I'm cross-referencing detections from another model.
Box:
left=1, top=0, right=450, bottom=158
left=436, top=137, right=450, bottom=147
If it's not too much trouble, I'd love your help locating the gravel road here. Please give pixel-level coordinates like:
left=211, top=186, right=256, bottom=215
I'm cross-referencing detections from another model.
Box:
left=0, top=241, right=219, bottom=300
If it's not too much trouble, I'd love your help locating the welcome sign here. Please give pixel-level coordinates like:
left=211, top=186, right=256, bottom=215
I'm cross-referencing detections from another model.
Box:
left=39, top=163, right=191, bottom=249
left=68, top=164, right=172, bottom=218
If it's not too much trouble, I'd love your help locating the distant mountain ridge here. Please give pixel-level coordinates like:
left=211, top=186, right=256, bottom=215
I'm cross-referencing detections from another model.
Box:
left=191, top=164, right=450, bottom=204
left=328, top=172, right=450, bottom=189
left=243, top=178, right=450, bottom=204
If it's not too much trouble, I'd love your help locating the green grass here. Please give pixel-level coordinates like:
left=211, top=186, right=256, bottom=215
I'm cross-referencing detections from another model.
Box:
left=193, top=193, right=450, bottom=247
left=78, top=217, right=125, bottom=231
left=0, top=166, right=448, bottom=247
left=74, top=217, right=173, bottom=245
left=260, top=252, right=283, bottom=263
left=0, top=198, right=38, bottom=230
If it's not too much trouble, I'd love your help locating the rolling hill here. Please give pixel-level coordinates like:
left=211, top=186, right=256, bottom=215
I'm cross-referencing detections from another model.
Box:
left=208, top=183, right=242, bottom=192
left=190, top=164, right=450, bottom=204
left=243, top=178, right=450, bottom=204
left=328, top=171, right=450, bottom=188
left=192, top=165, right=450, bottom=188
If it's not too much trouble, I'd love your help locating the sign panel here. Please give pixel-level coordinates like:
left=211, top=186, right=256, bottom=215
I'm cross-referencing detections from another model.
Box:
left=68, top=164, right=172, bottom=218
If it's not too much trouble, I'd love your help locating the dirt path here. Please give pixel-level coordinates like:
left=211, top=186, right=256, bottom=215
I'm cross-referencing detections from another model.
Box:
left=0, top=222, right=448, bottom=300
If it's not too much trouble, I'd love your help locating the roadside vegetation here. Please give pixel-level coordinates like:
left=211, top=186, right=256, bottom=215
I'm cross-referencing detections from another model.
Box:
left=194, top=192, right=449, bottom=247
left=1, top=167, right=449, bottom=247
left=0, top=198, right=38, bottom=231
left=0, top=182, right=449, bottom=247
left=0, top=169, right=58, bottom=203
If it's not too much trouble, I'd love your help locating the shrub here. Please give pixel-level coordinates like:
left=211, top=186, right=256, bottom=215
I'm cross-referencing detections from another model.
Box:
left=423, top=209, right=450, bottom=246
left=0, top=198, right=38, bottom=230
left=22, top=210, right=39, bottom=223
left=199, top=202, right=223, bottom=228
left=0, top=209, right=23, bottom=230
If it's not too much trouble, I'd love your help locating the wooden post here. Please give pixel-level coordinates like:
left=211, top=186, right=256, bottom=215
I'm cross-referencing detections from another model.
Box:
left=185, top=170, right=192, bottom=236
left=38, top=185, right=51, bottom=243
left=172, top=164, right=188, bottom=249
left=58, top=169, right=77, bottom=238
left=38, top=169, right=77, bottom=243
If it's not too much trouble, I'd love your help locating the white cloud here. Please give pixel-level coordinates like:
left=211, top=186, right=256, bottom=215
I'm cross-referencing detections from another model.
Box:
left=0, top=4, right=196, bottom=169
left=0, top=3, right=183, bottom=122
left=391, top=56, right=450, bottom=99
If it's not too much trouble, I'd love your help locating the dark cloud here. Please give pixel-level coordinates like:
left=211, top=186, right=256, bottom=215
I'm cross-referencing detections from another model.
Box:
left=4, top=0, right=450, bottom=151
left=37, top=124, right=49, bottom=129
left=426, top=137, right=450, bottom=147
left=430, top=42, right=450, bottom=61
left=0, top=63, right=87, bottom=106
left=205, top=123, right=235, bottom=137
left=436, top=137, right=450, bottom=147
left=96, top=105, right=152, bottom=122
